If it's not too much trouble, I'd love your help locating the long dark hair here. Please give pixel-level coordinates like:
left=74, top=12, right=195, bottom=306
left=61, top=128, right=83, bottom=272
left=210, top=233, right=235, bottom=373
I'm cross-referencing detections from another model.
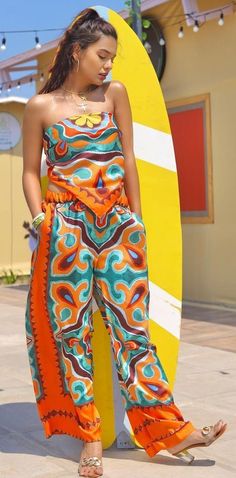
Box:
left=38, top=7, right=118, bottom=94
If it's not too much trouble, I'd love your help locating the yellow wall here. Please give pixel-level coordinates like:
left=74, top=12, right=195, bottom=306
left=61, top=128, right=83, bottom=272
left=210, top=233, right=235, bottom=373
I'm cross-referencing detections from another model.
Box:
left=2, top=9, right=236, bottom=307
left=0, top=102, right=34, bottom=277
left=0, top=49, right=56, bottom=278
left=156, top=9, right=236, bottom=306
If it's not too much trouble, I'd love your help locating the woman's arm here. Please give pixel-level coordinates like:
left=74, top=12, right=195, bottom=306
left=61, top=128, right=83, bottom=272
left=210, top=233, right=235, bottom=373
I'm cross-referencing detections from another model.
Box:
left=22, top=95, right=45, bottom=220
left=112, top=81, right=143, bottom=219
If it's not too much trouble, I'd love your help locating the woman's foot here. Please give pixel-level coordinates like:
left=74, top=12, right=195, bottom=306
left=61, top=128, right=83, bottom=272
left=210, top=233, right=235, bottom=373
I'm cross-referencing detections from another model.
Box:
left=78, top=440, right=103, bottom=477
left=166, top=419, right=227, bottom=456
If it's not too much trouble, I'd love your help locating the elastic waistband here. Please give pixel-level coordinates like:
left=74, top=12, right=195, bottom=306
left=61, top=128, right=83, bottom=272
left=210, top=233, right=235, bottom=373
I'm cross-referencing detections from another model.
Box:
left=41, top=188, right=130, bottom=210
left=44, top=189, right=81, bottom=203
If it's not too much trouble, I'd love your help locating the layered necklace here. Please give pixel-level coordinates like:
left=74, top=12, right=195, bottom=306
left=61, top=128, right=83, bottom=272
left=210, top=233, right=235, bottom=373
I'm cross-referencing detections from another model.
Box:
left=60, top=84, right=97, bottom=113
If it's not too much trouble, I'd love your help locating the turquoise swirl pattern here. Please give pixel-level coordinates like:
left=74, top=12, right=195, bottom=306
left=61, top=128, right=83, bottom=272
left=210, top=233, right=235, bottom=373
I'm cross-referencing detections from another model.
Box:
left=42, top=111, right=128, bottom=217
left=25, top=112, right=196, bottom=455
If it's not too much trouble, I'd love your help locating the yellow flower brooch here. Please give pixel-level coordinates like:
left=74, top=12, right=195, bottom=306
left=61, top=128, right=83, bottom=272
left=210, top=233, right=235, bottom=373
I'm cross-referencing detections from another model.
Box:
left=71, top=112, right=102, bottom=129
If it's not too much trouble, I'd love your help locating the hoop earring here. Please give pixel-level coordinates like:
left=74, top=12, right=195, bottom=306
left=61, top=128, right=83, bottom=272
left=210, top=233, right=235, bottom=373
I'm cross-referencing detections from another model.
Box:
left=76, top=60, right=80, bottom=72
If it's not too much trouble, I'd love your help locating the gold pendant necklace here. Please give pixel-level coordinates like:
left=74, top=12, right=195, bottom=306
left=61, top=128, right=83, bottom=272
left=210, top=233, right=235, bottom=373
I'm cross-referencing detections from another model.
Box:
left=60, top=84, right=97, bottom=113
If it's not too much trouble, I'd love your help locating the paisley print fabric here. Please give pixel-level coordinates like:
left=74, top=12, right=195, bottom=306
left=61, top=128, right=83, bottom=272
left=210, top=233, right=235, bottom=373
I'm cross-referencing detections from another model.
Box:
left=42, top=112, right=129, bottom=217
left=25, top=112, right=196, bottom=457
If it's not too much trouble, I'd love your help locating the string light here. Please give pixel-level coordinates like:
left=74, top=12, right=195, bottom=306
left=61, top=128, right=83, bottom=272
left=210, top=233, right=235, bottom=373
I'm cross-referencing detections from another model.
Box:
left=0, top=1, right=234, bottom=93
left=193, top=20, right=199, bottom=32
left=1, top=36, right=6, bottom=50
left=35, top=32, right=41, bottom=49
left=0, top=1, right=233, bottom=50
left=0, top=68, right=47, bottom=94
left=159, top=36, right=165, bottom=46
left=178, top=25, right=184, bottom=38
left=218, top=12, right=224, bottom=25
left=0, top=27, right=64, bottom=52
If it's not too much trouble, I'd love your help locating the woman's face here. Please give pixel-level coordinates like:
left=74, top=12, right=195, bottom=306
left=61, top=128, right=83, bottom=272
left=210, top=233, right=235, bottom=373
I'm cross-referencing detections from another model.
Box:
left=76, top=34, right=117, bottom=85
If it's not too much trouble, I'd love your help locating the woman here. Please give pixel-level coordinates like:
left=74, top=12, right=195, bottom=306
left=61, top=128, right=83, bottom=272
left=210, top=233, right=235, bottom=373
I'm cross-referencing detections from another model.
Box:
left=22, top=7, right=227, bottom=477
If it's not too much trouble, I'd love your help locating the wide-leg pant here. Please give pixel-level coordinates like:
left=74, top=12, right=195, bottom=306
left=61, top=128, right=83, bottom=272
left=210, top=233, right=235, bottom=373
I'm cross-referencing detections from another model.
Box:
left=25, top=189, right=196, bottom=457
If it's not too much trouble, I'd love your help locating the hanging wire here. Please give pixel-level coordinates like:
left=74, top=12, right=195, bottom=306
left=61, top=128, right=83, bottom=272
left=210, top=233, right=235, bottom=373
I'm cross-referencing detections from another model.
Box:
left=0, top=27, right=65, bottom=34
left=143, top=0, right=235, bottom=30
left=0, top=1, right=235, bottom=92
left=0, top=1, right=235, bottom=35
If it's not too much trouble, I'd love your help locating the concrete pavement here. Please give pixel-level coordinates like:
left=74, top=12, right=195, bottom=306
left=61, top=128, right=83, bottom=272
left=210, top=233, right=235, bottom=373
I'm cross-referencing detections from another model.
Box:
left=0, top=285, right=235, bottom=477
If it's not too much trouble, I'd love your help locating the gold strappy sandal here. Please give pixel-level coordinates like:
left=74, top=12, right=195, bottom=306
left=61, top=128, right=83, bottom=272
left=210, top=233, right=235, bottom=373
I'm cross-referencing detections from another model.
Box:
left=78, top=455, right=103, bottom=476
left=170, top=421, right=227, bottom=464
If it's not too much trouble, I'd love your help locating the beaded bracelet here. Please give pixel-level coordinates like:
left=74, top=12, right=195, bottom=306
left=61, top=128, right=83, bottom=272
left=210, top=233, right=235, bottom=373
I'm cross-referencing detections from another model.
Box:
left=32, top=212, right=45, bottom=230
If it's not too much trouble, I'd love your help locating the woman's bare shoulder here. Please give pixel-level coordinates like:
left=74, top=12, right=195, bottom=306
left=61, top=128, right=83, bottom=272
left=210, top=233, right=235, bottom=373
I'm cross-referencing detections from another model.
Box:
left=23, top=92, right=56, bottom=131
left=24, top=92, right=51, bottom=116
left=103, top=80, right=126, bottom=114
left=109, top=80, right=126, bottom=92
left=105, top=80, right=126, bottom=96
left=108, top=80, right=128, bottom=105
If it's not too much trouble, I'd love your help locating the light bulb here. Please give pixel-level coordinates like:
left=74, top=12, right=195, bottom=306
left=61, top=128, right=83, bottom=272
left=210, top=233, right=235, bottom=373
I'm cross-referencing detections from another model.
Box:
left=35, top=35, right=42, bottom=49
left=144, top=41, right=152, bottom=54
left=193, top=20, right=199, bottom=32
left=218, top=12, right=224, bottom=26
left=1, top=37, right=6, bottom=50
left=178, top=26, right=184, bottom=38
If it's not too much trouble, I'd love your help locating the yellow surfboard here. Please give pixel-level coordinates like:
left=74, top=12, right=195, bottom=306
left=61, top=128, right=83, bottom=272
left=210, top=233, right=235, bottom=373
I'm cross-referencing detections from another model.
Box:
left=40, top=4, right=182, bottom=450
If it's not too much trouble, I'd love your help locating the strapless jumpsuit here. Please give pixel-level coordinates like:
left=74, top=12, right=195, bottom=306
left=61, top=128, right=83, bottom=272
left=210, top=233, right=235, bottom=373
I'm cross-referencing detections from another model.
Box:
left=25, top=111, right=196, bottom=457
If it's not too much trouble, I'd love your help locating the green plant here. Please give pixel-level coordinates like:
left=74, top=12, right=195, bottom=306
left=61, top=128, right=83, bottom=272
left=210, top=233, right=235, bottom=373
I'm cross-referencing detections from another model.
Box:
left=1, top=268, right=24, bottom=284
left=124, top=0, right=151, bottom=41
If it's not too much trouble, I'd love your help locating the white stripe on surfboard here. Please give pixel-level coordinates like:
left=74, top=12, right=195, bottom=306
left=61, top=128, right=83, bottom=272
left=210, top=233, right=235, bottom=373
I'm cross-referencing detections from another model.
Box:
left=149, top=280, right=181, bottom=339
left=133, top=122, right=177, bottom=172
left=41, top=123, right=176, bottom=173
